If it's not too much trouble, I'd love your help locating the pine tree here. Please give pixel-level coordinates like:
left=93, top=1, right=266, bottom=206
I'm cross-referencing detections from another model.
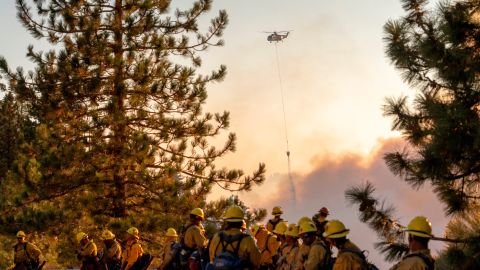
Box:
left=435, top=207, right=480, bottom=269
left=346, top=0, right=480, bottom=264
left=0, top=0, right=265, bottom=264
left=383, top=0, right=480, bottom=215
left=345, top=182, right=409, bottom=262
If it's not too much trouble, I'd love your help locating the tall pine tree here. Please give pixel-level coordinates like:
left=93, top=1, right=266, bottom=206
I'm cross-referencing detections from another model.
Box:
left=383, top=0, right=480, bottom=214
left=346, top=0, right=480, bottom=265
left=0, top=0, right=265, bottom=257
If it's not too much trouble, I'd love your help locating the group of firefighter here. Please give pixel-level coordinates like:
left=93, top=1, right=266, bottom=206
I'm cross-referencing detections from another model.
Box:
left=13, top=205, right=435, bottom=270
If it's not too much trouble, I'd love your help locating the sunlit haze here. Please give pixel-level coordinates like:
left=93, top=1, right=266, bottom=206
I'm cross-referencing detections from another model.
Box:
left=0, top=1, right=446, bottom=268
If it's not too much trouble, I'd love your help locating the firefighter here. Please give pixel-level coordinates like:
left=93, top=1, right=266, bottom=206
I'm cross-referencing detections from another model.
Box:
left=76, top=232, right=100, bottom=270
left=298, top=220, right=331, bottom=270
left=277, top=224, right=300, bottom=270
left=312, top=207, right=330, bottom=237
left=323, top=220, right=364, bottom=270
left=251, top=223, right=280, bottom=269
left=100, top=230, right=122, bottom=270
left=160, top=228, right=181, bottom=270
left=389, top=216, right=435, bottom=270
left=13, top=231, right=42, bottom=270
left=266, top=206, right=284, bottom=232
left=208, top=205, right=261, bottom=269
left=122, top=227, right=143, bottom=270
left=294, top=217, right=313, bottom=270
left=180, top=208, right=207, bottom=269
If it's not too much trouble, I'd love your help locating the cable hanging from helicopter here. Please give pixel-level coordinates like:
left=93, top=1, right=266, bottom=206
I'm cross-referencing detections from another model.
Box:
left=263, top=30, right=296, bottom=207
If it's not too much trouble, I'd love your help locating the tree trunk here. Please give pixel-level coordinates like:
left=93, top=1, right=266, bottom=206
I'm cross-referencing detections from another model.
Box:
left=112, top=0, right=126, bottom=217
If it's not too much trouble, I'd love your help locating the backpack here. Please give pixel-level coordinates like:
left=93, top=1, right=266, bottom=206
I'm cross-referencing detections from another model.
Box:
left=404, top=253, right=435, bottom=270
left=207, top=231, right=247, bottom=270
left=339, top=248, right=379, bottom=270
left=166, top=242, right=182, bottom=269
left=129, top=253, right=153, bottom=270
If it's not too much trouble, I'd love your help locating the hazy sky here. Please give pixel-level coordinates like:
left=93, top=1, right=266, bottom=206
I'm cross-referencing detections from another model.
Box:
left=0, top=1, right=447, bottom=268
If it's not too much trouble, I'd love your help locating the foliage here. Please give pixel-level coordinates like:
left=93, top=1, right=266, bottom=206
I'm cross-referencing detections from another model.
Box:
left=0, top=93, right=35, bottom=178
left=383, top=0, right=480, bottom=215
left=435, top=207, right=480, bottom=270
left=203, top=195, right=267, bottom=238
left=345, top=182, right=409, bottom=262
left=0, top=0, right=265, bottom=267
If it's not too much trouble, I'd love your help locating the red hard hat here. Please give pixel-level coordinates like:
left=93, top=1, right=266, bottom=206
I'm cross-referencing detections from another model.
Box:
left=319, top=207, right=330, bottom=215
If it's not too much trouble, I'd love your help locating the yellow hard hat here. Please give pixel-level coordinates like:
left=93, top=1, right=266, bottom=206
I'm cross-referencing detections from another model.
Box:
left=166, top=228, right=178, bottom=237
left=323, top=220, right=350, bottom=238
left=285, top=223, right=299, bottom=238
left=273, top=221, right=288, bottom=235
left=250, top=224, right=265, bottom=237
left=16, top=231, right=26, bottom=238
left=191, top=208, right=205, bottom=220
left=101, top=230, right=115, bottom=240
left=405, top=216, right=433, bottom=238
left=297, top=216, right=312, bottom=226
left=127, top=227, right=140, bottom=237
left=299, top=221, right=317, bottom=235
left=76, top=232, right=88, bottom=243
left=223, top=205, right=245, bottom=222
left=272, top=206, right=283, bottom=215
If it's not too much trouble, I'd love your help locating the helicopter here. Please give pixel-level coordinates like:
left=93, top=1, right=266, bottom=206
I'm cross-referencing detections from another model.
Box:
left=263, top=31, right=292, bottom=43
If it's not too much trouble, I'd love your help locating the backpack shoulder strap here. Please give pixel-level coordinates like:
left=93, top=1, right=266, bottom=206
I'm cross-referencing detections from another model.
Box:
left=405, top=253, right=434, bottom=270
left=218, top=231, right=228, bottom=252
left=232, top=234, right=246, bottom=255
left=218, top=232, right=246, bottom=255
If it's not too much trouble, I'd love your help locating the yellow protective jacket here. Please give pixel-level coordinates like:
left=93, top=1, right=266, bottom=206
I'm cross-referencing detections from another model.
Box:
left=389, top=249, right=434, bottom=270
left=103, top=240, right=122, bottom=262
left=14, top=242, right=41, bottom=264
left=183, top=222, right=207, bottom=250
left=209, top=228, right=261, bottom=268
left=304, top=239, right=330, bottom=270
left=256, top=229, right=280, bottom=266
left=332, top=240, right=365, bottom=270
left=160, top=240, right=180, bottom=269
left=294, top=242, right=310, bottom=270
left=79, top=240, right=97, bottom=259
left=123, top=238, right=143, bottom=270
left=277, top=240, right=300, bottom=270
